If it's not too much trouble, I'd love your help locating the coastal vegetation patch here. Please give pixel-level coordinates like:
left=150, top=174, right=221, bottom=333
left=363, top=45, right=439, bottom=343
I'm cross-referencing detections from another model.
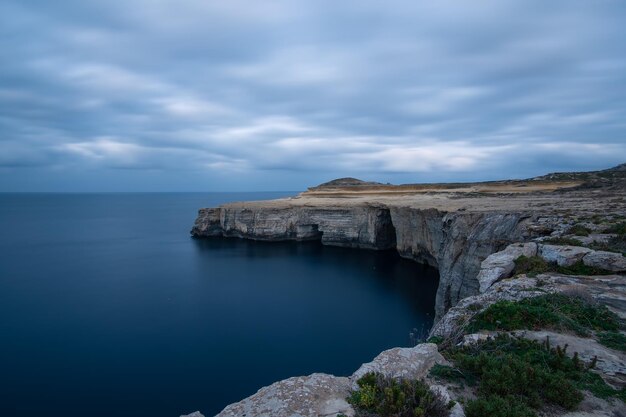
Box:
left=513, top=255, right=614, bottom=277
left=465, top=293, right=622, bottom=337
left=430, top=335, right=625, bottom=417
left=348, top=372, right=452, bottom=417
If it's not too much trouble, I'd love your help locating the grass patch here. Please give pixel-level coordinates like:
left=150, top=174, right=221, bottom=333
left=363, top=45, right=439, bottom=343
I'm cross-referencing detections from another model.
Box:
left=567, top=224, right=592, bottom=236
left=466, top=293, right=622, bottom=336
left=348, top=372, right=452, bottom=417
left=513, top=255, right=551, bottom=277
left=597, top=331, right=626, bottom=352
left=438, top=335, right=623, bottom=417
left=605, top=221, right=626, bottom=235
left=513, top=255, right=614, bottom=277
left=544, top=237, right=585, bottom=246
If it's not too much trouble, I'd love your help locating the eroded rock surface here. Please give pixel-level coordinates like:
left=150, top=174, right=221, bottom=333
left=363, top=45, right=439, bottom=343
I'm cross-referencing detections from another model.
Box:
left=350, top=343, right=446, bottom=390
left=215, top=373, right=353, bottom=417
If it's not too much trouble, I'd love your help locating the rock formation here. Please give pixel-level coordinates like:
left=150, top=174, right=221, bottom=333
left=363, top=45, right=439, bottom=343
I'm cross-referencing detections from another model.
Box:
left=188, top=164, right=626, bottom=416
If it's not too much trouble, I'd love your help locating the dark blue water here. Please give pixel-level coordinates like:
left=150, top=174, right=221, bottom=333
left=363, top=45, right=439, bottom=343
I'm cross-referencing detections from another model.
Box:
left=0, top=193, right=439, bottom=417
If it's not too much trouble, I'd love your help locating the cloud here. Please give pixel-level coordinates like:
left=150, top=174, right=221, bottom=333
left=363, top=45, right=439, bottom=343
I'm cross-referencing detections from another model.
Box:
left=0, top=0, right=625, bottom=190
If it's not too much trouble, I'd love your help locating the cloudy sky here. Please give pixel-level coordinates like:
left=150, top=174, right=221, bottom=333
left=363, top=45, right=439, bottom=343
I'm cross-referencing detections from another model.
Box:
left=1, top=0, right=625, bottom=191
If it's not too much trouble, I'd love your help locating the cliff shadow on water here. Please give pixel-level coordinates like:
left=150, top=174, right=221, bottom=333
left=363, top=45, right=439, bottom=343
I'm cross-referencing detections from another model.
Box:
left=191, top=237, right=439, bottom=414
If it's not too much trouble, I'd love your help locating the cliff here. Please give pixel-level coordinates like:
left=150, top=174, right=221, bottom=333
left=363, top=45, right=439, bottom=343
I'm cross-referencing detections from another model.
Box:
left=189, top=164, right=626, bottom=417
left=191, top=165, right=625, bottom=320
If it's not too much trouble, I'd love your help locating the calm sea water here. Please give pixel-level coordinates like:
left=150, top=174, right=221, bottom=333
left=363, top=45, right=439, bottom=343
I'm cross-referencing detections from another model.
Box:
left=0, top=193, right=438, bottom=417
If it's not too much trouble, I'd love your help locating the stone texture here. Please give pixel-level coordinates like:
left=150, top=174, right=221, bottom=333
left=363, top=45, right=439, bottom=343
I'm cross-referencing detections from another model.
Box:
left=180, top=412, right=204, bottom=417
left=350, top=343, right=446, bottom=390
left=215, top=373, right=353, bottom=417
left=538, top=244, right=592, bottom=266
left=583, top=250, right=626, bottom=272
left=477, top=242, right=537, bottom=293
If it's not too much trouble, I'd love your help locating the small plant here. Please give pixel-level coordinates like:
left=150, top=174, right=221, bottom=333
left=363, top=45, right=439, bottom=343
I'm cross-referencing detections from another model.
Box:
left=429, top=364, right=465, bottom=383
left=557, top=260, right=614, bottom=276
left=348, top=372, right=451, bottom=417
left=605, top=221, right=626, bottom=235
left=513, top=255, right=551, bottom=277
left=567, top=224, right=592, bottom=236
left=543, top=237, right=584, bottom=246
left=597, top=331, right=626, bottom=352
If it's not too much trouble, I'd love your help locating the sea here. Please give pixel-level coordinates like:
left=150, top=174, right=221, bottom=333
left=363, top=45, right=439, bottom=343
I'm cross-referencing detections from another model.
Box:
left=0, top=192, right=439, bottom=417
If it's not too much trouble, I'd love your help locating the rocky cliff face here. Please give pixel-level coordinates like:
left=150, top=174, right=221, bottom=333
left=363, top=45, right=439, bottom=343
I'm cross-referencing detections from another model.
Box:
left=192, top=202, right=541, bottom=320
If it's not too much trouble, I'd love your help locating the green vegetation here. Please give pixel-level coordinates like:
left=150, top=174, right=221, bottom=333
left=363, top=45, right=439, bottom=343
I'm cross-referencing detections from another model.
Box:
left=597, top=331, right=626, bottom=352
left=466, top=293, right=621, bottom=336
left=432, top=335, right=624, bottom=417
left=567, top=224, right=592, bottom=236
left=513, top=255, right=551, bottom=277
left=348, top=372, right=452, bottom=417
left=513, top=255, right=614, bottom=277
left=543, top=237, right=583, bottom=246
left=605, top=221, right=626, bottom=235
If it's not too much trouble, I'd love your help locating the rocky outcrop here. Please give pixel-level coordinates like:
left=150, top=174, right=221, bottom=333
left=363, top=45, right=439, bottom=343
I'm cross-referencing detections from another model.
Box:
left=192, top=204, right=396, bottom=250
left=350, top=343, right=446, bottom=390
left=192, top=204, right=538, bottom=320
left=215, top=373, right=353, bottom=417
left=212, top=343, right=458, bottom=417
left=539, top=244, right=592, bottom=267
left=477, top=242, right=538, bottom=292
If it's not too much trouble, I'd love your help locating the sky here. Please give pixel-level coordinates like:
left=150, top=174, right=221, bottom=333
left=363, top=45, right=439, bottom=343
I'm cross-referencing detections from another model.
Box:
left=1, top=0, right=626, bottom=191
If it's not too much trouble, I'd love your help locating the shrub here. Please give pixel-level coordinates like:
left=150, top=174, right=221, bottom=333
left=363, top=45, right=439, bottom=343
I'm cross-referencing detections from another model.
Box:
left=348, top=372, right=451, bottom=417
left=466, top=293, right=621, bottom=336
left=464, top=395, right=535, bottom=417
left=605, top=221, right=626, bottom=235
left=597, top=331, right=626, bottom=352
left=567, top=224, right=592, bottom=236
left=513, top=255, right=551, bottom=277
left=513, top=256, right=614, bottom=277
left=438, top=335, right=624, bottom=417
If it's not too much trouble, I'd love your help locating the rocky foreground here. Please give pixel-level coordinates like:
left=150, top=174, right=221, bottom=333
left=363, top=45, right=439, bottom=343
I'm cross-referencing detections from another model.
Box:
left=189, top=164, right=626, bottom=417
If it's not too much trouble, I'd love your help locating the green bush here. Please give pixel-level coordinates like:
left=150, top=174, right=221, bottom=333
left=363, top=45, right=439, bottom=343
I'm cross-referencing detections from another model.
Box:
left=513, top=256, right=614, bottom=277
left=464, top=395, right=535, bottom=417
left=513, top=255, right=551, bottom=277
left=605, top=221, right=626, bottom=235
left=439, top=335, right=624, bottom=417
left=348, top=372, right=451, bottom=417
left=466, top=293, right=621, bottom=336
left=567, top=224, right=592, bottom=236
left=597, top=331, right=626, bottom=352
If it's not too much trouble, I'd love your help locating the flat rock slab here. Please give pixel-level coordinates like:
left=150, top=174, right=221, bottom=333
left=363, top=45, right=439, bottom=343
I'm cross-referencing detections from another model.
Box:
left=350, top=343, right=445, bottom=390
left=583, top=250, right=626, bottom=273
left=477, top=242, right=537, bottom=292
left=215, top=373, right=353, bottom=417
left=539, top=244, right=592, bottom=267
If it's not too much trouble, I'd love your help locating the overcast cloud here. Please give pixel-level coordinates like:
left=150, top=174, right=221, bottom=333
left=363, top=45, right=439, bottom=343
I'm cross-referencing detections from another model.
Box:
left=1, top=0, right=625, bottom=191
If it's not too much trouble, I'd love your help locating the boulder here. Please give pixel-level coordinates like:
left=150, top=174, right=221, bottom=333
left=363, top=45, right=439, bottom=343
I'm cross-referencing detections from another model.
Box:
left=180, top=413, right=204, bottom=417
left=583, top=250, right=626, bottom=273
left=477, top=242, right=538, bottom=292
left=350, top=343, right=445, bottom=390
left=538, top=244, right=592, bottom=267
left=215, top=373, right=353, bottom=417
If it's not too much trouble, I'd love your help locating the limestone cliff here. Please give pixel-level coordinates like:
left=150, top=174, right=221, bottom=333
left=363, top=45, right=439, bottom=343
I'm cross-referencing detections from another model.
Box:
left=191, top=165, right=626, bottom=320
